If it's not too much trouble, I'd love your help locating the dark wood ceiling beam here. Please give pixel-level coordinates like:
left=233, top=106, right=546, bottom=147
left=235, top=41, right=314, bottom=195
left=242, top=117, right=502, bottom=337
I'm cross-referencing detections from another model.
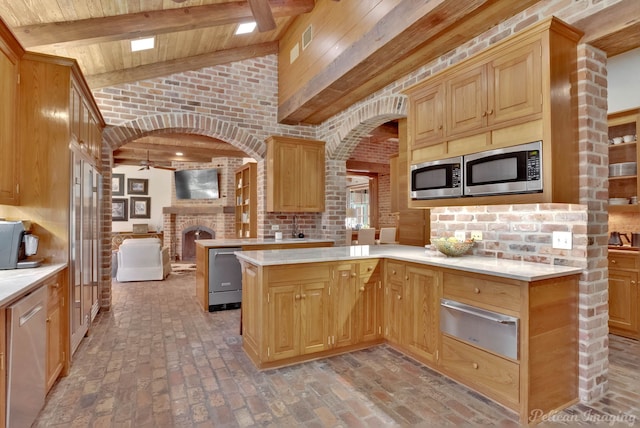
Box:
left=278, top=0, right=538, bottom=124
left=248, top=0, right=277, bottom=32
left=86, top=41, right=278, bottom=88
left=14, top=0, right=313, bottom=49
left=572, top=0, right=640, bottom=57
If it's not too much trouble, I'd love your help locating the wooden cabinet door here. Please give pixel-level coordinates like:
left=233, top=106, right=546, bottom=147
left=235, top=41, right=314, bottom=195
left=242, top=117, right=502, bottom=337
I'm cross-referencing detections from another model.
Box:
left=608, top=269, right=639, bottom=337
left=241, top=263, right=260, bottom=354
left=0, top=308, right=5, bottom=427
left=386, top=279, right=404, bottom=345
left=300, top=280, right=330, bottom=355
left=446, top=64, right=487, bottom=137
left=487, top=40, right=542, bottom=126
left=332, top=263, right=358, bottom=348
left=298, top=142, right=325, bottom=212
left=410, top=82, right=444, bottom=147
left=358, top=268, right=382, bottom=343
left=269, top=140, right=299, bottom=211
left=405, top=265, right=440, bottom=363
left=46, top=276, right=64, bottom=391
left=268, top=284, right=299, bottom=361
left=0, top=41, right=19, bottom=205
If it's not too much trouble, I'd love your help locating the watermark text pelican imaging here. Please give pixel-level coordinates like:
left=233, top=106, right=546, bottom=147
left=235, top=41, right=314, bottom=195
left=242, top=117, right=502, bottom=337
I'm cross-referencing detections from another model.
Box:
left=530, top=409, right=637, bottom=426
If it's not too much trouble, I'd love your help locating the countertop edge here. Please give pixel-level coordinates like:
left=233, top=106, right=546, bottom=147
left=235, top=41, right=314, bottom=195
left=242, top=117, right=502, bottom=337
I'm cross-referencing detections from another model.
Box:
left=234, top=247, right=583, bottom=282
left=0, top=263, right=67, bottom=307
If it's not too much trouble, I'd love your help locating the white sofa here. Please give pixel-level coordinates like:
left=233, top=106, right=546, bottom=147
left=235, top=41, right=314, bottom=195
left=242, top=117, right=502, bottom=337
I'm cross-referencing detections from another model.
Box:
left=116, top=238, right=171, bottom=282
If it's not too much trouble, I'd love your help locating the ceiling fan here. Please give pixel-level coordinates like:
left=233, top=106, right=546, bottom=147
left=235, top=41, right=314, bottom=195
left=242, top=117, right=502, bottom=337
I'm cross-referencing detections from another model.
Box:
left=139, top=151, right=176, bottom=171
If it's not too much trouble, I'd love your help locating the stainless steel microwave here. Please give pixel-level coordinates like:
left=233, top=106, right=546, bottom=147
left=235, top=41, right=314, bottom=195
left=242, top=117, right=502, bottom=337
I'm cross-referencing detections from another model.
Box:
left=410, top=156, right=463, bottom=200
left=463, top=141, right=542, bottom=197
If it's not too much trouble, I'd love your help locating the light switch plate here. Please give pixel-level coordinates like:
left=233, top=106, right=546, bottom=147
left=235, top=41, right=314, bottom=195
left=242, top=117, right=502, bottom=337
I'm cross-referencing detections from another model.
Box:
left=271, top=225, right=279, bottom=231
left=454, top=230, right=466, bottom=241
left=552, top=231, right=572, bottom=250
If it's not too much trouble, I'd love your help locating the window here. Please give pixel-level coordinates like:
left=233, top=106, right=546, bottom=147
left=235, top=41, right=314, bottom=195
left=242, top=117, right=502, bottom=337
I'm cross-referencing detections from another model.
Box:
left=346, top=174, right=377, bottom=229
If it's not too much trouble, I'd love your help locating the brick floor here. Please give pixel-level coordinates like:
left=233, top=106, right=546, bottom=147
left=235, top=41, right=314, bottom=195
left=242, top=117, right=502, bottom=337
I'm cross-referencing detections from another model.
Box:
left=34, top=271, right=640, bottom=427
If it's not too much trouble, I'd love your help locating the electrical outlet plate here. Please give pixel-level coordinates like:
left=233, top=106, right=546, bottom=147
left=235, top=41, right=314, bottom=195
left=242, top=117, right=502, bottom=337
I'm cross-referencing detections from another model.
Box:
left=454, top=230, right=466, bottom=241
left=271, top=225, right=279, bottom=231
left=470, top=231, right=483, bottom=241
left=552, top=231, right=572, bottom=250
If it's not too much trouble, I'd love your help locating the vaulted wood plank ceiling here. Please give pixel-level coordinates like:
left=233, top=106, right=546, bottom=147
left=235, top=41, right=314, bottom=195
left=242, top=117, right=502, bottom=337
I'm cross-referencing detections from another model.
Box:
left=0, top=0, right=638, bottom=167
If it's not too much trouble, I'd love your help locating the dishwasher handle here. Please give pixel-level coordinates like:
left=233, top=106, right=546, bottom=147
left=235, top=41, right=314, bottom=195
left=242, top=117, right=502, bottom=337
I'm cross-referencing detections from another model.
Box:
left=440, top=299, right=517, bottom=325
left=19, top=304, right=44, bottom=327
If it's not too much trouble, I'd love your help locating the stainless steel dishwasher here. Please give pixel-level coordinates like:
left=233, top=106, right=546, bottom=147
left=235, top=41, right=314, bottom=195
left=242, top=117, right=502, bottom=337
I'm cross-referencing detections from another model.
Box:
left=6, top=286, right=47, bottom=428
left=208, top=247, right=242, bottom=311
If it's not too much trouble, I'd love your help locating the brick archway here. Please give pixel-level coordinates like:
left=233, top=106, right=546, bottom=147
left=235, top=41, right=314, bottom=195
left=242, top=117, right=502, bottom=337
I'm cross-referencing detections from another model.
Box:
left=327, top=94, right=408, bottom=160
left=102, top=112, right=266, bottom=160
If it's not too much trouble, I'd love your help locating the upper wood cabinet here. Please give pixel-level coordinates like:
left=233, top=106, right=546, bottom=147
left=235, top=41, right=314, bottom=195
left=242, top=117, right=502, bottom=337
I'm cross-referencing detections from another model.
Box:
left=446, top=41, right=542, bottom=139
left=0, top=21, right=23, bottom=206
left=70, top=79, right=103, bottom=167
left=405, top=17, right=582, bottom=208
left=266, top=136, right=325, bottom=212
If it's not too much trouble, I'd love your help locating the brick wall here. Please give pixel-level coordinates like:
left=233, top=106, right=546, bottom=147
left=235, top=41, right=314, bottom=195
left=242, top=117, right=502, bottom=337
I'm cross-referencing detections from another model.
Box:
left=94, top=0, right=621, bottom=405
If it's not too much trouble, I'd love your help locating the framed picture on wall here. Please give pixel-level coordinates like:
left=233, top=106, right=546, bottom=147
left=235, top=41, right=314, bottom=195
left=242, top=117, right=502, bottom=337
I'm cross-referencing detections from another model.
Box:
left=112, top=198, right=128, bottom=221
left=127, top=178, right=148, bottom=195
left=112, top=174, right=125, bottom=196
left=130, top=197, right=151, bottom=219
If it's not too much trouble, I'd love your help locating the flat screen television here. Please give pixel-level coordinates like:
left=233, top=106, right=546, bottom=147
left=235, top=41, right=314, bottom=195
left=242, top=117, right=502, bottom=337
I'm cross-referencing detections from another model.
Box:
left=174, top=168, right=220, bottom=200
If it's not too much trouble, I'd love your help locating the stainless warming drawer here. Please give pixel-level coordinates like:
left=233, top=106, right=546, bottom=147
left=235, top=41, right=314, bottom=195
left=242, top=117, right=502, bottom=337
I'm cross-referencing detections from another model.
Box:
left=440, top=299, right=519, bottom=360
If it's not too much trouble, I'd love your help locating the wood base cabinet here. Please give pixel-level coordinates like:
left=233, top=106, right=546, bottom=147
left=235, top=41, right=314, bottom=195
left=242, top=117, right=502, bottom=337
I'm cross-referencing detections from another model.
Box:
left=240, top=257, right=579, bottom=424
left=46, top=269, right=68, bottom=392
left=608, top=250, right=639, bottom=339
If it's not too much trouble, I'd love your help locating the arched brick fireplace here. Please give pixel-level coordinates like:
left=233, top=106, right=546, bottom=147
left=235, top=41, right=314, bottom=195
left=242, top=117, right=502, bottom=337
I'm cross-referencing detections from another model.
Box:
left=182, top=226, right=215, bottom=261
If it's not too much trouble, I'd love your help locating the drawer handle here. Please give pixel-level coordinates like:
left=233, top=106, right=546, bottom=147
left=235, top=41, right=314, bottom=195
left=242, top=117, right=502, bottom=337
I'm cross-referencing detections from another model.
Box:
left=474, top=287, right=480, bottom=294
left=611, top=260, right=617, bottom=264
left=472, top=362, right=479, bottom=369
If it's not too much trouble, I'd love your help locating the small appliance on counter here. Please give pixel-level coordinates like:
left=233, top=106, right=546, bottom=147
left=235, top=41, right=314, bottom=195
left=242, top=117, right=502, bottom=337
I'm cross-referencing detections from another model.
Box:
left=0, top=220, right=42, bottom=270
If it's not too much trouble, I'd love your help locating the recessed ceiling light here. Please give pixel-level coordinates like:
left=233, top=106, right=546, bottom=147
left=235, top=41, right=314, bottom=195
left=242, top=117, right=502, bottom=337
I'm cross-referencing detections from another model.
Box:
left=176, top=152, right=183, bottom=156
left=236, top=22, right=257, bottom=35
left=131, top=37, right=155, bottom=52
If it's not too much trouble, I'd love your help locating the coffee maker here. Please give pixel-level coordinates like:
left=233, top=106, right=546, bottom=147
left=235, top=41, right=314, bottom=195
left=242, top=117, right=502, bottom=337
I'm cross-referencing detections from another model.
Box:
left=0, top=220, right=41, bottom=269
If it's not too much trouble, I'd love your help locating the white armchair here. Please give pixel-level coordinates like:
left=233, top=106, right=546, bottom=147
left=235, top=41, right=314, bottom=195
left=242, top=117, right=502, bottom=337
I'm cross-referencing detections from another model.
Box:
left=116, top=238, right=171, bottom=282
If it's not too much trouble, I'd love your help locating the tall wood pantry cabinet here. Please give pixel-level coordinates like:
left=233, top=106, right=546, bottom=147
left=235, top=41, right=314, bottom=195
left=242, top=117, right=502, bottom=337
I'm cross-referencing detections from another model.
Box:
left=18, top=52, right=105, bottom=356
left=266, top=136, right=325, bottom=212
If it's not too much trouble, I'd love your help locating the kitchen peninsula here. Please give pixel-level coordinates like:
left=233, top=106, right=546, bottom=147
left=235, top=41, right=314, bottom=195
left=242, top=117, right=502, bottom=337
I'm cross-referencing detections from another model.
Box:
left=195, top=238, right=333, bottom=311
left=235, top=245, right=583, bottom=424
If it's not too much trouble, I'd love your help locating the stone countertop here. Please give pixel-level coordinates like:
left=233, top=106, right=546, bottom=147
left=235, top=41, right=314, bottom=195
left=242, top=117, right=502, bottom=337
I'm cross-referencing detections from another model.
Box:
left=234, top=244, right=583, bottom=282
left=0, top=263, right=67, bottom=307
left=195, top=238, right=335, bottom=248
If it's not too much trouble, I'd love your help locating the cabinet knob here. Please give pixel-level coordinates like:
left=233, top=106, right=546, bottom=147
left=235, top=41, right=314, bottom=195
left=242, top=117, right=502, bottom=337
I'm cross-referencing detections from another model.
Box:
left=472, top=362, right=479, bottom=369
left=632, top=281, right=637, bottom=285
left=46, top=318, right=51, bottom=323
left=359, top=287, right=365, bottom=292
left=295, top=294, right=301, bottom=300
left=487, top=109, right=493, bottom=115
left=474, top=287, right=480, bottom=294
left=438, top=125, right=443, bottom=130
left=351, top=272, right=357, bottom=277
left=392, top=270, right=397, bottom=275
left=482, top=111, right=487, bottom=117
left=397, top=295, right=402, bottom=300
left=367, top=266, right=373, bottom=271
left=405, top=276, right=409, bottom=280
left=302, top=294, right=307, bottom=299
left=611, top=259, right=617, bottom=264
